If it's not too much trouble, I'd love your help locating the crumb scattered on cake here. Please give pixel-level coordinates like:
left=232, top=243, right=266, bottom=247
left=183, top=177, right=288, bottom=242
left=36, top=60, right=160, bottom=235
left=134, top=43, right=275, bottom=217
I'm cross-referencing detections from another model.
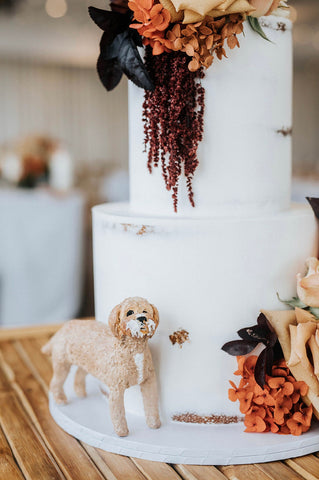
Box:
left=260, top=20, right=287, bottom=32
left=277, top=127, right=292, bottom=136
left=121, top=223, right=154, bottom=235
left=172, top=413, right=243, bottom=425
left=169, top=329, right=190, bottom=347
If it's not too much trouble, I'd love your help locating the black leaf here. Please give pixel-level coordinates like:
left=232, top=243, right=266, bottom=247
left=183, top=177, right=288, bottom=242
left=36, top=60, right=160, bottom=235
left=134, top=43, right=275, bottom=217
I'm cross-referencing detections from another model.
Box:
left=89, top=7, right=130, bottom=44
left=307, top=197, right=319, bottom=220
left=97, top=56, right=123, bottom=91
left=116, top=31, right=154, bottom=90
left=222, top=340, right=259, bottom=356
left=237, top=325, right=270, bottom=343
left=268, top=330, right=278, bottom=348
left=273, top=340, right=283, bottom=362
left=254, top=347, right=268, bottom=388
left=265, top=347, right=274, bottom=376
left=257, top=312, right=268, bottom=328
left=100, top=31, right=124, bottom=61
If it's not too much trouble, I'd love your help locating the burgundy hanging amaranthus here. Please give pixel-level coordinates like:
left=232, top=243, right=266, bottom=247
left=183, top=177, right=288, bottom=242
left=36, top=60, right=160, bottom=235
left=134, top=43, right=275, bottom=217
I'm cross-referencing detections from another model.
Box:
left=143, top=48, right=205, bottom=212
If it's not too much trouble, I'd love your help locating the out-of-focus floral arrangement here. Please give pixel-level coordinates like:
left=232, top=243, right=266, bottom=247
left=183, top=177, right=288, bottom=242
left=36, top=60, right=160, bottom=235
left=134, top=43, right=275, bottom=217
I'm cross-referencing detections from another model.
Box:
left=0, top=135, right=74, bottom=191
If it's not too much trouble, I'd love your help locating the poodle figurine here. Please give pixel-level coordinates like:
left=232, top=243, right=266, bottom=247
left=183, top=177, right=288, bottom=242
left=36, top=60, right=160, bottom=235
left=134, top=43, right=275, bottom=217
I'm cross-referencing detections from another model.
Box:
left=42, top=296, right=161, bottom=437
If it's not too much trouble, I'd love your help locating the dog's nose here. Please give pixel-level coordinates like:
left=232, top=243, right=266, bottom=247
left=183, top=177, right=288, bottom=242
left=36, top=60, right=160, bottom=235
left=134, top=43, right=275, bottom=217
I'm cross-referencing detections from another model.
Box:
left=137, top=316, right=147, bottom=323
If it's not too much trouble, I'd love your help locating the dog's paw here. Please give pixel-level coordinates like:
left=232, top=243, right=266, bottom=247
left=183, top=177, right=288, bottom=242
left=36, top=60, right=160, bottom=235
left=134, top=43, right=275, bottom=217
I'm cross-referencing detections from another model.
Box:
left=115, top=426, right=129, bottom=437
left=54, top=393, right=68, bottom=405
left=147, top=416, right=161, bottom=429
left=74, top=386, right=87, bottom=398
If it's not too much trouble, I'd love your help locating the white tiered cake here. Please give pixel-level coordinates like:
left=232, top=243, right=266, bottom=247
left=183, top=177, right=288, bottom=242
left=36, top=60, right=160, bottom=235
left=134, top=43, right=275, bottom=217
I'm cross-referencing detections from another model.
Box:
left=93, top=16, right=318, bottom=423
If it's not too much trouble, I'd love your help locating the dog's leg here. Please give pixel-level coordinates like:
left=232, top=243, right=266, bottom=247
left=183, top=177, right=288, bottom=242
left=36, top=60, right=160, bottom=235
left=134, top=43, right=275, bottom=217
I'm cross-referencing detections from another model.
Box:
left=74, top=367, right=87, bottom=398
left=108, top=387, right=129, bottom=437
left=140, top=372, right=161, bottom=429
left=50, top=360, right=71, bottom=405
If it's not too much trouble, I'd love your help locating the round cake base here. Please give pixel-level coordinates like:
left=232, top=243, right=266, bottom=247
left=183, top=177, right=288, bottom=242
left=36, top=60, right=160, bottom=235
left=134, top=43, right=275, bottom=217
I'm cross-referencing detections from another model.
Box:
left=49, top=369, right=319, bottom=465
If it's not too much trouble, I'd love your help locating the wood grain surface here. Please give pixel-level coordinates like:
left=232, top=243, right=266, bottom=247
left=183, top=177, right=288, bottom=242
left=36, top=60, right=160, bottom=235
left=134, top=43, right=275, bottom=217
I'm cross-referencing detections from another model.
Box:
left=0, top=323, right=318, bottom=480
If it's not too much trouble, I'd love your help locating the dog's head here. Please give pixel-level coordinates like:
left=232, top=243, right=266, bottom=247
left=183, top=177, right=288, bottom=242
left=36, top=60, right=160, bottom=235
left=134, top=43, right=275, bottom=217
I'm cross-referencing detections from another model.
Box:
left=108, top=297, right=159, bottom=339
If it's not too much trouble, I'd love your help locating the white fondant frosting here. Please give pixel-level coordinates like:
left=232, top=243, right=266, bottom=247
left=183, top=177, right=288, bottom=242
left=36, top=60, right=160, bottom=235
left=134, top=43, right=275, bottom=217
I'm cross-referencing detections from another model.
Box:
left=134, top=353, right=144, bottom=385
left=92, top=14, right=319, bottom=424
left=129, top=16, right=292, bottom=217
left=93, top=204, right=318, bottom=419
left=126, top=319, right=144, bottom=338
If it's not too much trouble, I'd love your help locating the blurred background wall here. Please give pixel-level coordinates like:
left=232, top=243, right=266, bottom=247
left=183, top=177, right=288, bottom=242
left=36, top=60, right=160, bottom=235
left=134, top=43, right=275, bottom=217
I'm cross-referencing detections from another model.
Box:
left=0, top=59, right=128, bottom=169
left=0, top=0, right=318, bottom=326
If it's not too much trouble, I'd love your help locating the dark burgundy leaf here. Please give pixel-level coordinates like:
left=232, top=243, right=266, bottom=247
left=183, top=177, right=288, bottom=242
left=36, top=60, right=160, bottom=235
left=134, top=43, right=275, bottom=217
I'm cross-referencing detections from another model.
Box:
left=265, top=347, right=274, bottom=376
left=237, top=325, right=270, bottom=343
left=273, top=340, right=283, bottom=362
left=257, top=312, right=268, bottom=328
left=97, top=55, right=123, bottom=91
left=100, top=32, right=123, bottom=61
left=307, top=197, right=319, bottom=220
left=221, top=340, right=259, bottom=356
left=111, top=0, right=129, bottom=14
left=254, top=347, right=267, bottom=388
left=268, top=330, right=277, bottom=348
left=89, top=7, right=130, bottom=44
left=116, top=31, right=154, bottom=90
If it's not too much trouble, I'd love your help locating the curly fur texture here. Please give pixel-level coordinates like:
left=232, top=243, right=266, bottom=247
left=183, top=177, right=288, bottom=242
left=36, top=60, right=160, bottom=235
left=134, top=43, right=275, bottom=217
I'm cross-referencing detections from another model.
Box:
left=42, top=297, right=161, bottom=437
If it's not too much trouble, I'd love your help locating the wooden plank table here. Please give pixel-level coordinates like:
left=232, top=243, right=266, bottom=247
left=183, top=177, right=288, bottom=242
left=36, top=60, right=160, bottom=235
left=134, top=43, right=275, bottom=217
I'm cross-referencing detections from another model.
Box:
left=0, top=323, right=318, bottom=480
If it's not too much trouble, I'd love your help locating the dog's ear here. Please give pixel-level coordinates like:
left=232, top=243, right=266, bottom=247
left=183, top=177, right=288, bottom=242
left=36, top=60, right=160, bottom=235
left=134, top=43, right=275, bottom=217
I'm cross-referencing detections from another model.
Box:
left=108, top=303, right=121, bottom=337
left=151, top=304, right=159, bottom=328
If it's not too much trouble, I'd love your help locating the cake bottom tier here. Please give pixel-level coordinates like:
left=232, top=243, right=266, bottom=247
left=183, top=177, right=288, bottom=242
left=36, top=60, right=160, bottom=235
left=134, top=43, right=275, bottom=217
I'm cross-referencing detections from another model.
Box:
left=92, top=203, right=318, bottom=422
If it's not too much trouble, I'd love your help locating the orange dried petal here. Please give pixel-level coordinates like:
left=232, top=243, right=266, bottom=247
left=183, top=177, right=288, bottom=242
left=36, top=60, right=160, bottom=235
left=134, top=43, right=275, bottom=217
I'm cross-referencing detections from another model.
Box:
left=268, top=377, right=285, bottom=389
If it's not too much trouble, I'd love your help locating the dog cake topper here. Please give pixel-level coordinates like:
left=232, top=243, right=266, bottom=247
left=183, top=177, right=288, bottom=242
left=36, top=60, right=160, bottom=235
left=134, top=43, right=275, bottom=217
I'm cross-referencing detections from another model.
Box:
left=42, top=296, right=161, bottom=437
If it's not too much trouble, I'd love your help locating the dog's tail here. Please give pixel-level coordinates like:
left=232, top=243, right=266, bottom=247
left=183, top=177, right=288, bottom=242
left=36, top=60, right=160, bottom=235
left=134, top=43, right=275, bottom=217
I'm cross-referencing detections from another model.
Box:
left=41, top=338, right=53, bottom=356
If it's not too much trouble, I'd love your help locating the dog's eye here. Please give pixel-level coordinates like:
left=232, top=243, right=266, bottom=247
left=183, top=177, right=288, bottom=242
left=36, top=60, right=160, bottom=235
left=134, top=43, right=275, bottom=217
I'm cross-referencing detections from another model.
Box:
left=143, top=310, right=147, bottom=314
left=126, top=310, right=134, bottom=317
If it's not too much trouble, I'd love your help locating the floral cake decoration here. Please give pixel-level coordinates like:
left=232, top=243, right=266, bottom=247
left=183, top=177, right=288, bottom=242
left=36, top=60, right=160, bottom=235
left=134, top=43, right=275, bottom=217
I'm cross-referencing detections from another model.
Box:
left=89, top=0, right=293, bottom=211
left=222, top=198, right=319, bottom=436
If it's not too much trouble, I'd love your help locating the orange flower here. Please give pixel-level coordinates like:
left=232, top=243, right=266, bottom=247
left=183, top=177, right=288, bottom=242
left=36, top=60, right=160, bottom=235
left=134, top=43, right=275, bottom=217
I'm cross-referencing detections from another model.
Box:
left=228, top=381, right=246, bottom=402
left=243, top=355, right=257, bottom=376
left=294, top=405, right=313, bottom=427
left=286, top=406, right=313, bottom=436
left=129, top=0, right=172, bottom=55
left=267, top=377, right=285, bottom=389
left=234, top=356, right=246, bottom=376
left=239, top=391, right=254, bottom=414
left=273, top=394, right=293, bottom=425
left=253, top=384, right=275, bottom=407
left=265, top=415, right=280, bottom=433
left=228, top=357, right=313, bottom=436
left=279, top=424, right=291, bottom=435
left=279, top=381, right=294, bottom=397
left=244, top=413, right=267, bottom=433
left=272, top=367, right=289, bottom=377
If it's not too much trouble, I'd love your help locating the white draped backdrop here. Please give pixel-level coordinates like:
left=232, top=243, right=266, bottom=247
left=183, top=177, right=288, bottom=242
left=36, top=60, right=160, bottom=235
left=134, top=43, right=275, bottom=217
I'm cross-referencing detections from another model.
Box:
left=0, top=58, right=128, bottom=169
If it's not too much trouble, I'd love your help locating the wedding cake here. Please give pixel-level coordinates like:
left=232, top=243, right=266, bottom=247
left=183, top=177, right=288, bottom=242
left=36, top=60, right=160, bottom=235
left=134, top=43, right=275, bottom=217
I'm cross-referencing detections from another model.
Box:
left=91, top=1, right=318, bottom=425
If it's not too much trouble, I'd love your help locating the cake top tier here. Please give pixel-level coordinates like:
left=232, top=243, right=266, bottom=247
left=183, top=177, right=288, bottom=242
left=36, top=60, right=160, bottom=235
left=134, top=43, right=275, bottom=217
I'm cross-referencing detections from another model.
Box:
left=90, top=1, right=295, bottom=216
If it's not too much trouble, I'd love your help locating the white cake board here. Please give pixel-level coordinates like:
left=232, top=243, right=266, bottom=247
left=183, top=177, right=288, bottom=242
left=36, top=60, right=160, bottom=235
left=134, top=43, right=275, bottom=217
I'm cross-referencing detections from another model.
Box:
left=50, top=369, right=319, bottom=465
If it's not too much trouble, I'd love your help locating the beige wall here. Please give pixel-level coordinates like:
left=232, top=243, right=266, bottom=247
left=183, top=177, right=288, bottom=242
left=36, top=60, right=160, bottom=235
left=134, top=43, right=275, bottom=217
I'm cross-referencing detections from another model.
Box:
left=0, top=58, right=128, bottom=170
left=293, top=61, right=319, bottom=176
